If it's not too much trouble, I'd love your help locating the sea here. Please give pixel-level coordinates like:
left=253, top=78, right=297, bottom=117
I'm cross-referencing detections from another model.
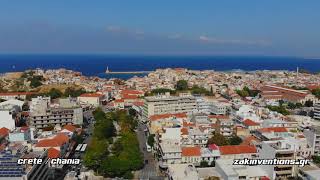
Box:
left=0, top=54, right=319, bottom=80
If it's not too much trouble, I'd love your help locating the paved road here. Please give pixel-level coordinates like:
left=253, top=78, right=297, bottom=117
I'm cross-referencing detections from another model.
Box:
left=136, top=122, right=159, bottom=180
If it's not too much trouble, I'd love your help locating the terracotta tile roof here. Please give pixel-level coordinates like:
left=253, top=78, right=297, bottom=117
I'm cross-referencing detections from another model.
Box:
left=121, top=89, right=144, bottom=95
left=114, top=99, right=124, bottom=103
left=79, top=93, right=103, bottom=97
left=181, top=146, right=201, bottom=156
left=241, top=135, right=260, bottom=146
left=36, top=133, right=69, bottom=147
left=62, top=124, right=77, bottom=132
left=0, top=127, right=9, bottom=137
left=182, top=121, right=195, bottom=127
left=257, top=127, right=288, bottom=133
left=243, top=119, right=260, bottom=126
left=219, top=145, right=257, bottom=155
left=150, top=113, right=187, bottom=121
left=122, top=94, right=138, bottom=99
left=181, top=128, right=189, bottom=135
left=48, top=147, right=60, bottom=158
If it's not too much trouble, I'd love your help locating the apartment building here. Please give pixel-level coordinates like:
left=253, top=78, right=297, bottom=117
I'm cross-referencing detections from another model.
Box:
left=314, top=103, right=320, bottom=120
left=29, top=97, right=83, bottom=129
left=143, top=93, right=196, bottom=119
left=210, top=102, right=228, bottom=115
left=158, top=140, right=182, bottom=166
left=304, top=126, right=320, bottom=156
left=259, top=141, right=296, bottom=180
left=215, top=118, right=234, bottom=137
left=215, top=159, right=268, bottom=180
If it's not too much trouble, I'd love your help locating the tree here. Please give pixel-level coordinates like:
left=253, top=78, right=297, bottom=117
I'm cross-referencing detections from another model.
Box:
left=229, top=135, right=243, bottom=145
left=267, top=105, right=290, bottom=115
left=191, top=85, right=212, bottom=96
left=22, top=103, right=29, bottom=111
left=150, top=88, right=176, bottom=95
left=207, top=133, right=229, bottom=146
left=64, top=87, right=86, bottom=97
left=305, top=100, right=313, bottom=107
left=210, top=160, right=215, bottom=167
left=312, top=88, right=320, bottom=98
left=147, top=134, right=155, bottom=147
left=287, top=102, right=297, bottom=109
left=47, top=88, right=63, bottom=99
left=176, top=80, right=188, bottom=91
left=200, top=161, right=209, bottom=167
left=312, top=155, right=320, bottom=164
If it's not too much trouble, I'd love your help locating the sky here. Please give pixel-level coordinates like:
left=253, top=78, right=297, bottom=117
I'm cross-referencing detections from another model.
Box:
left=0, top=1, right=319, bottom=57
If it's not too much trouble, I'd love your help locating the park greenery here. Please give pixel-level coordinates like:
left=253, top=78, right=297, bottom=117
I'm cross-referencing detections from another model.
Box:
left=21, top=71, right=44, bottom=88
left=175, top=80, right=188, bottom=91
left=207, top=132, right=243, bottom=146
left=312, top=88, right=320, bottom=99
left=83, top=108, right=143, bottom=179
left=266, top=105, right=290, bottom=115
left=147, top=80, right=213, bottom=96
left=147, top=134, right=155, bottom=147
left=236, top=86, right=260, bottom=98
left=26, top=87, right=87, bottom=100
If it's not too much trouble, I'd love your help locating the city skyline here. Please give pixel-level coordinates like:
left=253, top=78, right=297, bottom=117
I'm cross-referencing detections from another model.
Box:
left=0, top=1, right=319, bottom=57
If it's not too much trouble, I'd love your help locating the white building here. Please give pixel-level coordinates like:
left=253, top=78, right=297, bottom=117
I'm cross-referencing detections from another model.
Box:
left=0, top=104, right=20, bottom=130
left=167, top=164, right=199, bottom=180
left=304, top=126, right=320, bottom=156
left=143, top=93, right=197, bottom=118
left=259, top=141, right=296, bottom=179
left=210, top=101, right=228, bottom=115
left=215, top=159, right=268, bottom=180
left=314, top=103, right=320, bottom=120
left=77, top=93, right=104, bottom=107
left=29, top=97, right=83, bottom=129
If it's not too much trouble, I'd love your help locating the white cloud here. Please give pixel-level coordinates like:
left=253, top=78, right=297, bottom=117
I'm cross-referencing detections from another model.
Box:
left=199, top=35, right=271, bottom=46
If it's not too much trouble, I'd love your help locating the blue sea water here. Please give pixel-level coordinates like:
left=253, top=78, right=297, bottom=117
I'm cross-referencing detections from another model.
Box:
left=0, top=54, right=319, bottom=79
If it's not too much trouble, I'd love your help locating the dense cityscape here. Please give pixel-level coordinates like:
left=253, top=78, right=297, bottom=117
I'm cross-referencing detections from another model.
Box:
left=1, top=67, right=320, bottom=179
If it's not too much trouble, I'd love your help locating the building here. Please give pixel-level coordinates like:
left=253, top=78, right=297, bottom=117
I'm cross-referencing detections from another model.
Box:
left=0, top=103, right=21, bottom=130
left=0, top=92, right=34, bottom=101
left=313, top=103, right=320, bottom=120
left=210, top=102, right=228, bottom=115
left=158, top=140, right=182, bottom=166
left=255, top=127, right=290, bottom=141
left=143, top=93, right=197, bottom=119
left=215, top=118, right=234, bottom=137
left=242, top=119, right=260, bottom=131
left=259, top=141, right=296, bottom=179
left=304, top=126, right=320, bottom=156
left=0, top=148, right=49, bottom=180
left=29, top=97, right=83, bottom=129
left=167, top=164, right=199, bottom=180
left=219, top=145, right=257, bottom=159
left=181, top=146, right=201, bottom=165
left=77, top=93, right=104, bottom=107
left=9, top=127, right=32, bottom=142
left=215, top=159, right=269, bottom=180
left=261, top=85, right=318, bottom=104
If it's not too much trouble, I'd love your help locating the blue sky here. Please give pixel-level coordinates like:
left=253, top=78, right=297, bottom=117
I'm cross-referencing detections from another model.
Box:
left=0, top=1, right=319, bottom=57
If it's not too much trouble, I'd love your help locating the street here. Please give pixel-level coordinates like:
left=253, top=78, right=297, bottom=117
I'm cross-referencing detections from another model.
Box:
left=136, top=122, right=161, bottom=180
